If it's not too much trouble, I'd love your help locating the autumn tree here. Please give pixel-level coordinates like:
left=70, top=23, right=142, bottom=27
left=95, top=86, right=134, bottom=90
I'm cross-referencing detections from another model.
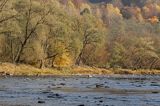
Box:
left=74, top=12, right=106, bottom=65
left=0, top=0, right=17, bottom=24
left=9, top=0, right=52, bottom=63
left=21, top=0, right=74, bottom=68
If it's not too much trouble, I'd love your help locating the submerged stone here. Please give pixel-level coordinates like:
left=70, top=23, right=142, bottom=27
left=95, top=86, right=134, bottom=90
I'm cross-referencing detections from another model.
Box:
left=47, top=93, right=62, bottom=98
left=78, top=104, right=85, bottom=106
left=38, top=101, right=45, bottom=104
left=96, top=84, right=104, bottom=88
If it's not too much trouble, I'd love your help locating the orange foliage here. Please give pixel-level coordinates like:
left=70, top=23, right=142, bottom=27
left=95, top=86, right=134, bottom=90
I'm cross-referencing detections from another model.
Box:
left=148, top=16, right=159, bottom=24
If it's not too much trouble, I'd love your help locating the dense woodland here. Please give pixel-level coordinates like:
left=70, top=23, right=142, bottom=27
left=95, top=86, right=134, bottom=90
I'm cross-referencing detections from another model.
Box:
left=0, top=0, right=160, bottom=70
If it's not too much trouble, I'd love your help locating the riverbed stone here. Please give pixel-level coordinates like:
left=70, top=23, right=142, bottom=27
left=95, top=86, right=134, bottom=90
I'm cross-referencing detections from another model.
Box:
left=96, top=84, right=104, bottom=88
left=38, top=100, right=45, bottom=104
left=47, top=93, right=62, bottom=98
left=78, top=104, right=85, bottom=106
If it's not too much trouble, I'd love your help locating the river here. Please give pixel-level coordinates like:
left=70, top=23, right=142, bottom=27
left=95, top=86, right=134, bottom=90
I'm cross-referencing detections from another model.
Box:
left=0, top=75, right=160, bottom=106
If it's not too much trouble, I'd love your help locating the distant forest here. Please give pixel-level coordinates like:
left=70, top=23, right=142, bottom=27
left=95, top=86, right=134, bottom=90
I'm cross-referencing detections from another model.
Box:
left=0, top=0, right=160, bottom=70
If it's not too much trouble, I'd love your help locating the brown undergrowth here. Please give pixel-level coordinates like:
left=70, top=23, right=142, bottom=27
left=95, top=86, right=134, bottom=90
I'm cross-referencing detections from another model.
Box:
left=0, top=63, right=159, bottom=76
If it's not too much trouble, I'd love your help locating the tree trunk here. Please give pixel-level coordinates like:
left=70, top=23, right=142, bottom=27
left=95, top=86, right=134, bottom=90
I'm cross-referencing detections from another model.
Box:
left=14, top=44, right=24, bottom=63
left=75, top=40, right=87, bottom=65
left=149, top=58, right=158, bottom=70
left=39, top=59, right=45, bottom=69
left=76, top=51, right=83, bottom=65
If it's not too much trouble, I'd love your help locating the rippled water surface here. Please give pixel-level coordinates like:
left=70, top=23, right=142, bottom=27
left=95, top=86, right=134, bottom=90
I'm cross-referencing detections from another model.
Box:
left=0, top=75, right=160, bottom=106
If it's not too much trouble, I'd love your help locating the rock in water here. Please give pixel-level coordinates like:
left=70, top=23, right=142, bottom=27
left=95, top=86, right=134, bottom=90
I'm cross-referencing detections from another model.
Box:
left=78, top=104, right=85, bottom=106
left=96, top=84, right=104, bottom=88
left=38, top=101, right=45, bottom=104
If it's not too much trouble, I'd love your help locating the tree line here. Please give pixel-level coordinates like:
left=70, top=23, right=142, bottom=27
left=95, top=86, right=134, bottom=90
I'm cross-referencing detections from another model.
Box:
left=0, top=0, right=160, bottom=70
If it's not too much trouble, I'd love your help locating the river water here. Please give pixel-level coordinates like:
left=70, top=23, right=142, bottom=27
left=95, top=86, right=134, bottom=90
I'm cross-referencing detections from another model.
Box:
left=0, top=75, right=160, bottom=106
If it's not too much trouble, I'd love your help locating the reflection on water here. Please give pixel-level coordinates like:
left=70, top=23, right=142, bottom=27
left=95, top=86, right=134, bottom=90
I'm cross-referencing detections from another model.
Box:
left=0, top=75, right=160, bottom=106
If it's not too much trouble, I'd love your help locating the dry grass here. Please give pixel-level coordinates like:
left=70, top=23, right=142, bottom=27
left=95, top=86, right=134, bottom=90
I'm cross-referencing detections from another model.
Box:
left=0, top=63, right=62, bottom=76
left=71, top=66, right=113, bottom=75
left=111, top=69, right=160, bottom=75
left=0, top=63, right=160, bottom=76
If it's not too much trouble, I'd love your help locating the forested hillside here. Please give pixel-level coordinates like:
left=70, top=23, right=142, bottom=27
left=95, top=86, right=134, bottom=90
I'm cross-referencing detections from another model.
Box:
left=0, top=0, right=160, bottom=70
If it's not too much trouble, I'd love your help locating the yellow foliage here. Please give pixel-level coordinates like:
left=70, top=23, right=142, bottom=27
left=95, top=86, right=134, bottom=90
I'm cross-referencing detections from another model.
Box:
left=53, top=53, right=73, bottom=67
left=106, top=4, right=122, bottom=18
left=80, top=3, right=91, bottom=13
left=64, top=0, right=77, bottom=15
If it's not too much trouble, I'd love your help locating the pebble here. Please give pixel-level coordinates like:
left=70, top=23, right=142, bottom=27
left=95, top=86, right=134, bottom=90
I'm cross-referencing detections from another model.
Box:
left=38, top=101, right=45, bottom=104
left=150, top=84, right=160, bottom=87
left=99, top=100, right=103, bottom=103
left=47, top=93, right=62, bottom=98
left=96, top=84, right=104, bottom=88
left=78, top=104, right=85, bottom=106
left=152, top=91, right=159, bottom=94
left=59, top=83, right=66, bottom=86
left=105, top=86, right=110, bottom=88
